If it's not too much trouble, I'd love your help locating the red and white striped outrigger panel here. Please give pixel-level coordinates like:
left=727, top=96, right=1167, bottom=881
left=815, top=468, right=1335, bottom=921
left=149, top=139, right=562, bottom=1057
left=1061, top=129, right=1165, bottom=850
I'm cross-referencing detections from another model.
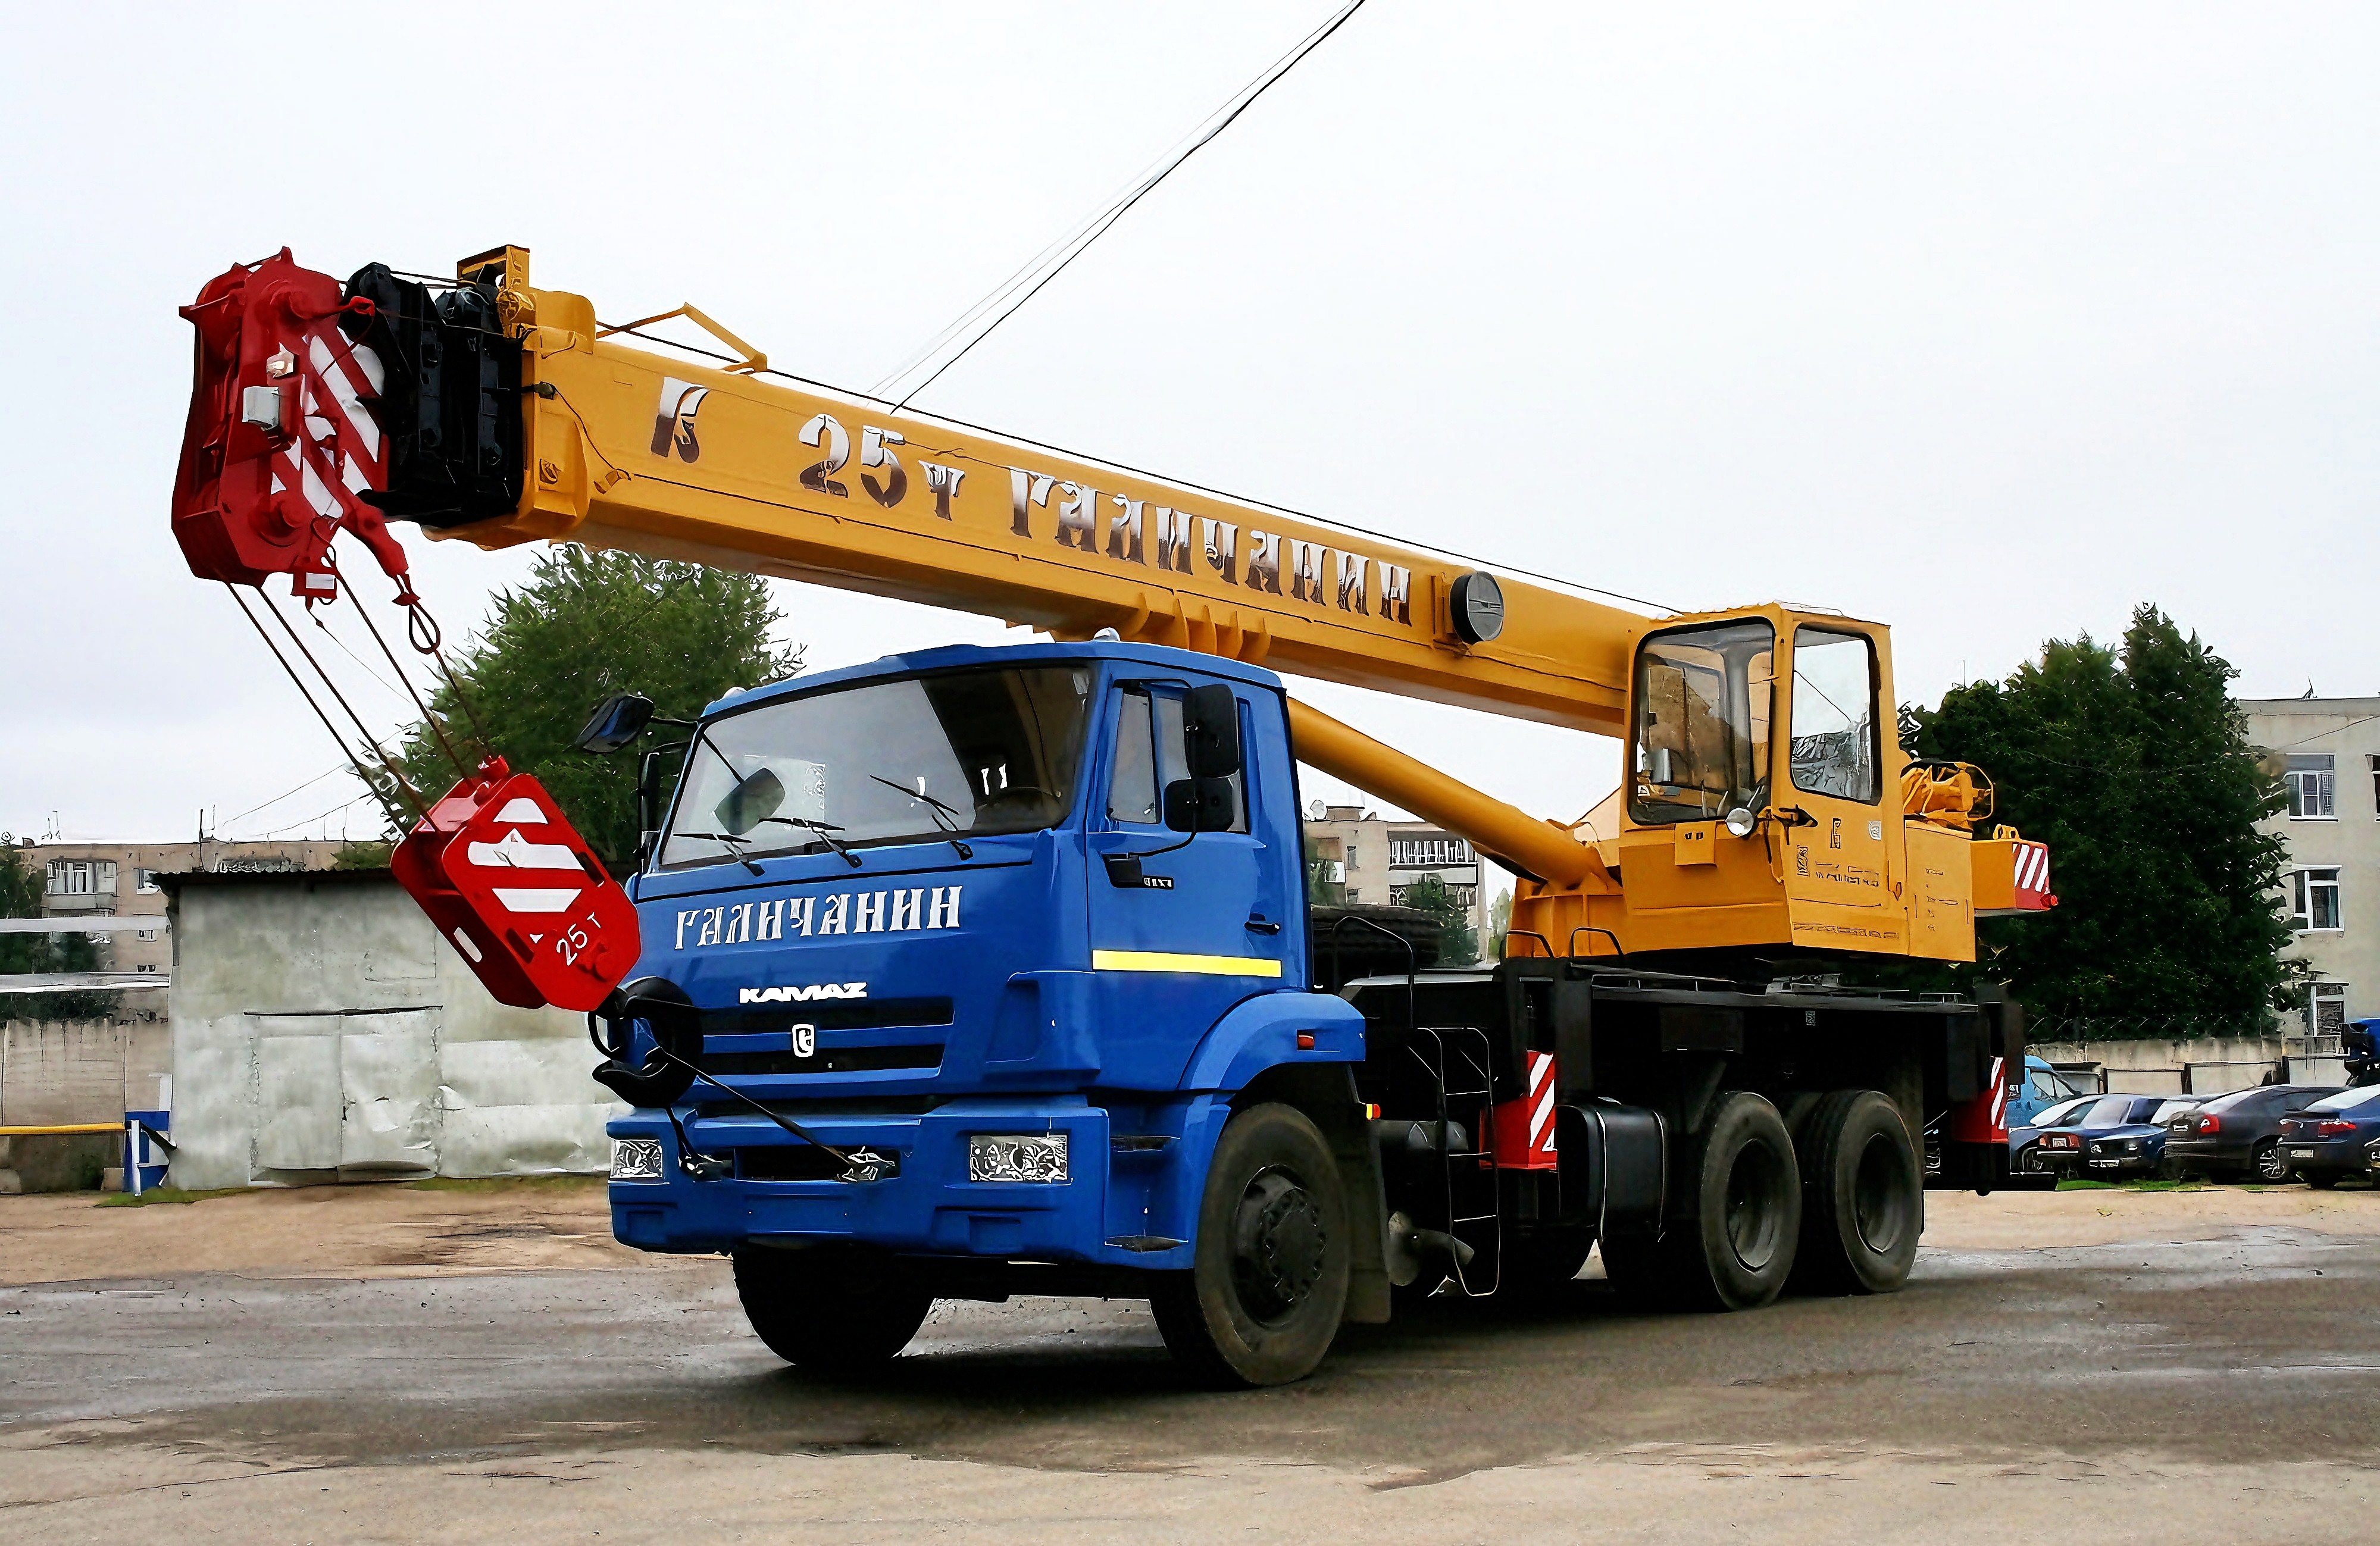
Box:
left=1975, top=834, right=2057, bottom=918
left=391, top=757, right=642, bottom=1012
left=1490, top=1049, right=1560, bottom=1170
left=1949, top=1054, right=2010, bottom=1144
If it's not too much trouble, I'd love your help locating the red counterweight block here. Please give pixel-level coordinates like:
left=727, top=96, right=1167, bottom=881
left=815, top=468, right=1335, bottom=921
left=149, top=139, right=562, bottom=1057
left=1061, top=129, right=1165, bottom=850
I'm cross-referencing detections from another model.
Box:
left=1489, top=1050, right=1560, bottom=1169
left=173, top=249, right=412, bottom=600
left=392, top=759, right=641, bottom=1012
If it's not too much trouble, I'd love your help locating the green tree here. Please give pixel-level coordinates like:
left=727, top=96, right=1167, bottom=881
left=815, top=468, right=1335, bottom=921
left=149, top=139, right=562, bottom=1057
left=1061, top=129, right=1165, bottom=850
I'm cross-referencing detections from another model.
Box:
left=1398, top=874, right=1479, bottom=965
left=392, top=549, right=802, bottom=870
left=1904, top=605, right=2303, bottom=1032
left=0, top=840, right=118, bottom=1021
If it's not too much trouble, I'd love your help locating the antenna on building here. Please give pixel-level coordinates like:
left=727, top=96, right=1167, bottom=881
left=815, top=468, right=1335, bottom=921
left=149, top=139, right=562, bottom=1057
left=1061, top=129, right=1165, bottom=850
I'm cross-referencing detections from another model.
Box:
left=2303, top=680, right=2317, bottom=699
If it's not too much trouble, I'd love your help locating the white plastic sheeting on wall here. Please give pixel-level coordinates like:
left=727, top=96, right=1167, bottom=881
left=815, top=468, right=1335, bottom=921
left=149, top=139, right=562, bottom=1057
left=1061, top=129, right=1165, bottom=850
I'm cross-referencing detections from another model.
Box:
left=165, top=869, right=624, bottom=1190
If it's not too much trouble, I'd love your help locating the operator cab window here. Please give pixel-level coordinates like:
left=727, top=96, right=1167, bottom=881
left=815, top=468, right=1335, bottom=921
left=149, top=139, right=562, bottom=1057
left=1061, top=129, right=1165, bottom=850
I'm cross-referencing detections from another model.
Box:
left=1630, top=620, right=1774, bottom=825
left=1108, top=685, right=1246, bottom=833
left=1790, top=627, right=1880, bottom=804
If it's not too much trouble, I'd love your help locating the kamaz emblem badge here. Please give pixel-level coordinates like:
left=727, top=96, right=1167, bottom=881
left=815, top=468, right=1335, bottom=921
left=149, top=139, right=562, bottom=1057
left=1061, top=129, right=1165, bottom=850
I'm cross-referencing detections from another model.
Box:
left=790, top=1022, right=817, bottom=1057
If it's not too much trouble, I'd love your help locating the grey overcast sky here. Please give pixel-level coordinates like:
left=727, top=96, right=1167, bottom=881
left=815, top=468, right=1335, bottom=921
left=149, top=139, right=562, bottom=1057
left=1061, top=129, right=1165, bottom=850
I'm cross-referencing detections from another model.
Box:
left=2, top=2, right=2375, bottom=850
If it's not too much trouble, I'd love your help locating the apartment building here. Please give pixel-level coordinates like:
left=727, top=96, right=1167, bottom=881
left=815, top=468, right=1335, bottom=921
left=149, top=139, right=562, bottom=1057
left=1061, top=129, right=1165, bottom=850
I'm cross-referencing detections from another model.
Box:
left=2241, top=696, right=2380, bottom=1036
left=1301, top=803, right=1497, bottom=958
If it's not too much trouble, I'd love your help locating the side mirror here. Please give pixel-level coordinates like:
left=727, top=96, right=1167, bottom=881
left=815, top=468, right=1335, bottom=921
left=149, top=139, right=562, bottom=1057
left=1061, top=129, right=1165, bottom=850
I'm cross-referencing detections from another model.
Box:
left=1183, top=684, right=1242, bottom=778
left=1164, top=776, right=1237, bottom=833
left=714, top=766, right=785, bottom=837
left=576, top=693, right=656, bottom=755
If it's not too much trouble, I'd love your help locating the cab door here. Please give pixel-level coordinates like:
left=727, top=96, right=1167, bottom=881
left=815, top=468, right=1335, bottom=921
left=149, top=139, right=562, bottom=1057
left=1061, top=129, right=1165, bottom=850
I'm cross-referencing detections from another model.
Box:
left=1086, top=680, right=1288, bottom=1086
left=1778, top=624, right=1903, bottom=952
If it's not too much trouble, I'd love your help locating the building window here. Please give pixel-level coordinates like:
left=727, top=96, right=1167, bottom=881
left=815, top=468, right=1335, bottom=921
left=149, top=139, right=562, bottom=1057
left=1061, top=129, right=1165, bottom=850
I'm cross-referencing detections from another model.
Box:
left=2309, top=982, right=2348, bottom=1038
left=2287, top=755, right=2336, bottom=819
left=45, top=859, right=118, bottom=896
left=2290, top=867, right=2343, bottom=931
left=135, top=963, right=159, bottom=974
left=136, top=868, right=161, bottom=894
left=1391, top=835, right=1471, bottom=867
left=2370, top=755, right=2379, bottom=817
left=1391, top=882, right=1478, bottom=910
left=137, top=928, right=158, bottom=942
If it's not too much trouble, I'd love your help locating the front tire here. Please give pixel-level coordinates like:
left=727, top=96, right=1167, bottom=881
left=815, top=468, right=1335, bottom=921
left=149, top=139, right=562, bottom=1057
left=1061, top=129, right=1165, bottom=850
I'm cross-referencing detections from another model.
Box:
left=1152, top=1102, right=1350, bottom=1387
left=733, top=1245, right=933, bottom=1372
left=1791, top=1090, right=1921, bottom=1296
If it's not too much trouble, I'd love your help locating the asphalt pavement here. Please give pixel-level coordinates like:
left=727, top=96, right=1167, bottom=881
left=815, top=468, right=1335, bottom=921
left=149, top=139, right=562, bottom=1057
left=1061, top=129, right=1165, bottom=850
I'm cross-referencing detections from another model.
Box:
left=6, top=1208, right=2379, bottom=1541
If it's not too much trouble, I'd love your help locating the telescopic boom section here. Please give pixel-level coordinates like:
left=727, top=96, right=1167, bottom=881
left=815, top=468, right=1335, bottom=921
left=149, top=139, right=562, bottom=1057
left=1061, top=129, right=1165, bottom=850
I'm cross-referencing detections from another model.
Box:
left=435, top=248, right=1634, bottom=888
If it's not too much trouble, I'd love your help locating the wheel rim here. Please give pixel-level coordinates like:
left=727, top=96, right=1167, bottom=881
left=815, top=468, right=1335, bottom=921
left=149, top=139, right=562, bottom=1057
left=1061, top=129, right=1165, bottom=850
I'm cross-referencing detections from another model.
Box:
left=2256, top=1143, right=2287, bottom=1182
left=1723, top=1137, right=1787, bottom=1272
left=1231, top=1166, right=1327, bottom=1323
left=1851, top=1129, right=1912, bottom=1255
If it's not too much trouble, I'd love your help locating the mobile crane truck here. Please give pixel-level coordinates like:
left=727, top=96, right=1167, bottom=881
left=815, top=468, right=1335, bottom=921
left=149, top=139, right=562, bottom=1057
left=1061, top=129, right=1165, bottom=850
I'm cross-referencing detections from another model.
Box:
left=170, top=246, right=2054, bottom=1385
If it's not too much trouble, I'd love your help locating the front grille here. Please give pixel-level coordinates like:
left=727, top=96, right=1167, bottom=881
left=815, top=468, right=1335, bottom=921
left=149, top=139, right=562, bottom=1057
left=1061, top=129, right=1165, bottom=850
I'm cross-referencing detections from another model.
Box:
left=739, top=1144, right=862, bottom=1182
left=702, top=1043, right=943, bottom=1076
left=704, top=997, right=953, bottom=1034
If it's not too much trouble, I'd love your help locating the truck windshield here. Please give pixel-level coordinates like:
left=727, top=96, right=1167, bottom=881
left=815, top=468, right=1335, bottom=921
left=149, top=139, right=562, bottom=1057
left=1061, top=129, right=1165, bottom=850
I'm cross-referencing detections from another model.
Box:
left=1630, top=619, right=1774, bottom=825
left=657, top=665, right=1093, bottom=870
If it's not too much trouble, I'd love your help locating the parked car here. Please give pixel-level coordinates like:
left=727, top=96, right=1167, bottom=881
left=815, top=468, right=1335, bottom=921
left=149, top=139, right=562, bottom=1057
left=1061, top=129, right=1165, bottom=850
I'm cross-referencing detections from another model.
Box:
left=2165, top=1084, right=2344, bottom=1182
left=2021, top=1094, right=2185, bottom=1178
left=2010, top=1094, right=2104, bottom=1175
left=2008, top=1055, right=2089, bottom=1133
left=2076, top=1097, right=2197, bottom=1178
left=2276, top=1085, right=2380, bottom=1187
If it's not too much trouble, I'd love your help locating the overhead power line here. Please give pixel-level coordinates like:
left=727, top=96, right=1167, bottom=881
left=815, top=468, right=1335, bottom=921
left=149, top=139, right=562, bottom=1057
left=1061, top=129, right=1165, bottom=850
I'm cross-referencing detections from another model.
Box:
left=876, top=0, right=1371, bottom=412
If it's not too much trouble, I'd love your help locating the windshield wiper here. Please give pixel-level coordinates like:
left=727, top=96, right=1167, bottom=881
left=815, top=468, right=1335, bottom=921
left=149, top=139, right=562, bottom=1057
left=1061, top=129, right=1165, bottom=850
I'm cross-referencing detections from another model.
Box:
left=674, top=831, right=765, bottom=877
left=868, top=774, right=972, bottom=860
left=761, top=814, right=862, bottom=868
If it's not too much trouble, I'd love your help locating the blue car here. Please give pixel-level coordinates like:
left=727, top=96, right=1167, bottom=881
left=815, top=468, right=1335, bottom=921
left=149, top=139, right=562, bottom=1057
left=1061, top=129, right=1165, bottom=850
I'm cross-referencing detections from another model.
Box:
left=2021, top=1094, right=2192, bottom=1178
left=2277, top=1085, right=2380, bottom=1187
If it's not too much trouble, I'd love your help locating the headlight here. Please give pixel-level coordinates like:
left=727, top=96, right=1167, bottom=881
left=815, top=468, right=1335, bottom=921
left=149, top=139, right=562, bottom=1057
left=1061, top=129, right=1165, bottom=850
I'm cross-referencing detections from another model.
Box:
left=969, top=1133, right=1069, bottom=1183
left=611, top=1137, right=665, bottom=1181
left=2123, top=1139, right=2143, bottom=1153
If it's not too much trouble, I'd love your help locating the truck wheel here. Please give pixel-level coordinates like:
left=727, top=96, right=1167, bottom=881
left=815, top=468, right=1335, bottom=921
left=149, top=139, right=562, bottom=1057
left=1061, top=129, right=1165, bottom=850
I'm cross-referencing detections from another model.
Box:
left=1790, top=1090, right=1921, bottom=1296
left=733, top=1245, right=932, bottom=1372
left=1667, top=1091, right=1801, bottom=1312
left=1151, top=1102, right=1350, bottom=1387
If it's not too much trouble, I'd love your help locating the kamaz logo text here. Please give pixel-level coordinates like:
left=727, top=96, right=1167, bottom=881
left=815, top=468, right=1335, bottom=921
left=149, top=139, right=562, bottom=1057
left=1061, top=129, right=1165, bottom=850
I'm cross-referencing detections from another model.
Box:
left=739, top=984, right=866, bottom=1005
left=675, top=885, right=962, bottom=950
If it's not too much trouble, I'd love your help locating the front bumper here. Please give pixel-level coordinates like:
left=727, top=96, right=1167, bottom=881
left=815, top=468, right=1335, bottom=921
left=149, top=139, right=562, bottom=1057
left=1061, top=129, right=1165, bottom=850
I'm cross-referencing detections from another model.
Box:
left=605, top=1096, right=1219, bottom=1269
left=2083, top=1146, right=2159, bottom=1174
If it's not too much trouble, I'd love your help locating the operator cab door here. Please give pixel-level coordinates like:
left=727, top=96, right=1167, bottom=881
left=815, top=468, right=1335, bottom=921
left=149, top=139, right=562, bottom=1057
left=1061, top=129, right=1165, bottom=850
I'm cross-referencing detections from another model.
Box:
left=1087, top=681, right=1286, bottom=1085
left=1778, top=624, right=1903, bottom=952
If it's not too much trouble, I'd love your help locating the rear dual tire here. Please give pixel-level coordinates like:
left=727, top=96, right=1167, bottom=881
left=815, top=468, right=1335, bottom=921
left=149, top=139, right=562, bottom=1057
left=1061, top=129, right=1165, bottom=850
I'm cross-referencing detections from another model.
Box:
left=1606, top=1091, right=1802, bottom=1312
left=1790, top=1090, right=1921, bottom=1296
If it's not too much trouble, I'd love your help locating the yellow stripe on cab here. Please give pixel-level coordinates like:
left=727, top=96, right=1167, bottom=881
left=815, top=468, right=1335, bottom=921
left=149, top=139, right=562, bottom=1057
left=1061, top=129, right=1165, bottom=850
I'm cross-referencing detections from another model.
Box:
left=1092, top=950, right=1284, bottom=978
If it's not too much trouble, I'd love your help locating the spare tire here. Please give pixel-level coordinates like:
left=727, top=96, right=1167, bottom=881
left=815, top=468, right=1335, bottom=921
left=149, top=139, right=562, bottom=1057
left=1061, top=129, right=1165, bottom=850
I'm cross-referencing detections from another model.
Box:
left=1311, top=904, right=1443, bottom=991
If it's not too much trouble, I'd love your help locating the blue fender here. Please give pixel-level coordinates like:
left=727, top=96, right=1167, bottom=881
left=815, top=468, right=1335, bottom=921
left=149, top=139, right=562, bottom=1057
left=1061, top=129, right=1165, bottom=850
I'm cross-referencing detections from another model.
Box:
left=1177, top=988, right=1365, bottom=1094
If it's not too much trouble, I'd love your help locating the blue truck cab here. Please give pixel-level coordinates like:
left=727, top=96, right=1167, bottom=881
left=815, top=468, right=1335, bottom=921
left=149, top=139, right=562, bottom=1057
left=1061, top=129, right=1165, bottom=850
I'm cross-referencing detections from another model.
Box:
left=596, top=640, right=1371, bottom=1382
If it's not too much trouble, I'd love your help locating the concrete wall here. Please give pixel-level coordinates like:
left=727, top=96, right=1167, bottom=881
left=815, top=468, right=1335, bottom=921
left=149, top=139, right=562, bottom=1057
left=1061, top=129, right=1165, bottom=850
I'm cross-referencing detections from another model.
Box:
left=165, top=869, right=624, bottom=1191
left=2031, top=1036, right=2347, bottom=1097
left=0, top=1017, right=171, bottom=1126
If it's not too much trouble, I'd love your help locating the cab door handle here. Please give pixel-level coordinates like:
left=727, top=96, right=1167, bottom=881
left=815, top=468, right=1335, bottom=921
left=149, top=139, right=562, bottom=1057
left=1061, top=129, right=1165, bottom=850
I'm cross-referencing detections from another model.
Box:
left=1244, top=915, right=1281, bottom=935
